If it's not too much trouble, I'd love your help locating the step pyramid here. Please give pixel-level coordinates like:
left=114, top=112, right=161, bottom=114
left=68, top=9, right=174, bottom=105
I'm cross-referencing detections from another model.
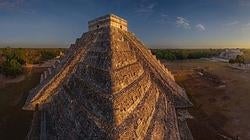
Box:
left=23, top=14, right=193, bottom=140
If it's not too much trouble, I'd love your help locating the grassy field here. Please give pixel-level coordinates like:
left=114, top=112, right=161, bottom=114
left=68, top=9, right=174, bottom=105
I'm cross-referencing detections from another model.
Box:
left=0, top=68, right=43, bottom=140
left=164, top=59, right=250, bottom=140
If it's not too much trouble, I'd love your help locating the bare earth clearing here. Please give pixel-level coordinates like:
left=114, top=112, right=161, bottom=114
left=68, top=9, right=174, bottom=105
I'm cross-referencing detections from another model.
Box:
left=0, top=68, right=45, bottom=140
left=164, top=59, right=250, bottom=140
left=0, top=59, right=57, bottom=140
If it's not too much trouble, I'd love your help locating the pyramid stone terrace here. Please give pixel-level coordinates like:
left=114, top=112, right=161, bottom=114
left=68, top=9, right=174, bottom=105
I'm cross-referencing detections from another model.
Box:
left=23, top=14, right=193, bottom=140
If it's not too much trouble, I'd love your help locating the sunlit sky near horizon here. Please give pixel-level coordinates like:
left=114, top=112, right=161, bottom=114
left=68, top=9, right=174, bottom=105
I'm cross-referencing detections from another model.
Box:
left=1, top=0, right=250, bottom=48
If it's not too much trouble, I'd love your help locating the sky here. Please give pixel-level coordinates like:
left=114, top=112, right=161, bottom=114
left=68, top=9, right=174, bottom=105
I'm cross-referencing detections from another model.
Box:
left=0, top=0, right=250, bottom=48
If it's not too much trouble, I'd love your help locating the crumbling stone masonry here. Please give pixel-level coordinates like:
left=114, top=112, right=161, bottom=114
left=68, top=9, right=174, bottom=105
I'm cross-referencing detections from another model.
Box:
left=23, top=14, right=193, bottom=140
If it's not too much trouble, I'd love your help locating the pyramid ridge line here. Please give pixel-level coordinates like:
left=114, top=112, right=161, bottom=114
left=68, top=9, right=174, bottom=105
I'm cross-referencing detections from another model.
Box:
left=24, top=14, right=193, bottom=140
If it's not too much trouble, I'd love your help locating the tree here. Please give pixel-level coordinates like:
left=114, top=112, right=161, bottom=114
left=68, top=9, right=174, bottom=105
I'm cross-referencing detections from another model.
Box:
left=163, top=51, right=176, bottom=61
left=15, top=48, right=26, bottom=64
left=229, top=59, right=235, bottom=64
left=156, top=50, right=164, bottom=59
left=235, top=55, right=245, bottom=66
left=2, top=59, right=22, bottom=76
left=41, top=50, right=57, bottom=61
left=2, top=47, right=26, bottom=64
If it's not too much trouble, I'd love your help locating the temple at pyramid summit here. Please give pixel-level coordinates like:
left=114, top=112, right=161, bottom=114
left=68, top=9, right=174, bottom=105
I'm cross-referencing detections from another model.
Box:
left=23, top=14, right=193, bottom=140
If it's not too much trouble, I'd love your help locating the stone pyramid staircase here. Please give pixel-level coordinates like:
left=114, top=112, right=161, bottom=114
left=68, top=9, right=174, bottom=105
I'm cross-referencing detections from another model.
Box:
left=24, top=18, right=193, bottom=140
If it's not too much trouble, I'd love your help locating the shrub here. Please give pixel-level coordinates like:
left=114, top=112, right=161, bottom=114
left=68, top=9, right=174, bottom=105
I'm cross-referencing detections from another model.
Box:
left=153, top=49, right=221, bottom=61
left=229, top=59, right=235, bottom=64
left=41, top=50, right=58, bottom=61
left=2, top=59, right=22, bottom=76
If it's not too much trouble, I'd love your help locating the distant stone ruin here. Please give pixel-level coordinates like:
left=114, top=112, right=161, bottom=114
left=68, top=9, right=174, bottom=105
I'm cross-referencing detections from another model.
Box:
left=219, top=49, right=243, bottom=60
left=23, top=14, right=193, bottom=140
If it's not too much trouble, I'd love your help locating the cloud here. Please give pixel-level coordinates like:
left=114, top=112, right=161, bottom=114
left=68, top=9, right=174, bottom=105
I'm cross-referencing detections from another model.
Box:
left=195, top=24, right=206, bottom=31
left=238, top=22, right=250, bottom=33
left=135, top=2, right=157, bottom=16
left=176, top=17, right=191, bottom=29
left=238, top=0, right=250, bottom=6
left=0, top=0, right=25, bottom=9
left=156, top=13, right=170, bottom=24
left=226, top=20, right=240, bottom=26
left=246, top=23, right=250, bottom=27
left=161, top=13, right=168, bottom=17
left=136, top=3, right=156, bottom=13
left=175, top=17, right=207, bottom=32
left=242, top=23, right=250, bottom=30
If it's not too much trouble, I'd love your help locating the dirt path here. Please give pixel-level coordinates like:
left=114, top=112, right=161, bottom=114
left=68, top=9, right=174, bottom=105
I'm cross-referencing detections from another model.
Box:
left=164, top=59, right=250, bottom=140
left=24, top=59, right=57, bottom=68
left=0, top=74, right=26, bottom=88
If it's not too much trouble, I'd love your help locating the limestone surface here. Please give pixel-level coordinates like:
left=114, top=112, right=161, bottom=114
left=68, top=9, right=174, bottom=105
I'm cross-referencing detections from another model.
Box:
left=24, top=14, right=193, bottom=140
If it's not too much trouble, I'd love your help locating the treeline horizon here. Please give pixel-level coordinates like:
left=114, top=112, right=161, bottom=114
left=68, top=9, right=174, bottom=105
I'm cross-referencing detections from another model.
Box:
left=1, top=45, right=250, bottom=49
left=0, top=48, right=66, bottom=76
left=151, top=48, right=250, bottom=63
left=1, top=47, right=250, bottom=76
left=151, top=49, right=224, bottom=61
